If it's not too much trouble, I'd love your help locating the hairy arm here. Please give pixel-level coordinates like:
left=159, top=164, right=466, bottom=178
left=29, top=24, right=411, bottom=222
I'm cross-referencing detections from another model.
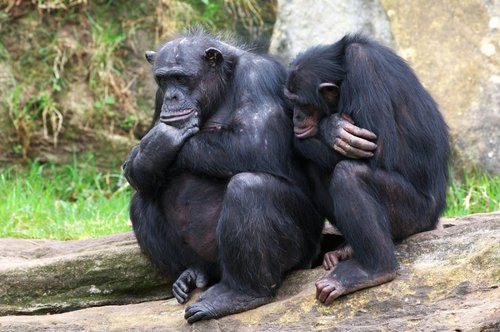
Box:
left=123, top=123, right=198, bottom=194
left=340, top=42, right=401, bottom=170
left=175, top=112, right=289, bottom=179
left=294, top=136, right=344, bottom=172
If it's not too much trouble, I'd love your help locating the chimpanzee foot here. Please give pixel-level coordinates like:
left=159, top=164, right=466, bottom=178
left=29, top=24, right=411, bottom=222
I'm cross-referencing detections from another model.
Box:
left=323, top=243, right=353, bottom=270
left=316, top=259, right=397, bottom=305
left=184, top=283, right=271, bottom=324
left=172, top=268, right=209, bottom=304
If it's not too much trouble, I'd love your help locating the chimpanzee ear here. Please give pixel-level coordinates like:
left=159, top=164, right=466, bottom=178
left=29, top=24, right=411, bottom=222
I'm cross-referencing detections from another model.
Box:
left=145, top=51, right=156, bottom=65
left=204, top=47, right=223, bottom=68
left=318, top=82, right=339, bottom=104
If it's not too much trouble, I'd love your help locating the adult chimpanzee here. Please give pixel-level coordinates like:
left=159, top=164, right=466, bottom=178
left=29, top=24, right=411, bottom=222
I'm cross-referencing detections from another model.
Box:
left=123, top=32, right=326, bottom=323
left=284, top=34, right=449, bottom=304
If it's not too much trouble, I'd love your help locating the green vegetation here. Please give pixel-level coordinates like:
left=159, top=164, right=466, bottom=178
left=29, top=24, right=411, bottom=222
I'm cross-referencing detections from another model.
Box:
left=0, top=1, right=276, bottom=164
left=445, top=171, right=499, bottom=217
left=0, top=156, right=497, bottom=240
left=0, top=2, right=497, bottom=241
left=0, top=156, right=132, bottom=240
left=0, top=0, right=276, bottom=240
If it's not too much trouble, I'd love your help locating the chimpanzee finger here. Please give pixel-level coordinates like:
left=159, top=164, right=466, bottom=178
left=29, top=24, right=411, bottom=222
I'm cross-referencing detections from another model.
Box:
left=323, top=252, right=339, bottom=270
left=342, top=122, right=377, bottom=140
left=318, top=285, right=336, bottom=302
left=186, top=310, right=207, bottom=324
left=315, top=279, right=329, bottom=299
left=182, top=126, right=199, bottom=138
left=341, top=113, right=354, bottom=124
left=339, top=129, right=377, bottom=151
left=172, top=283, right=188, bottom=304
left=185, top=270, right=194, bottom=286
left=322, top=256, right=331, bottom=270
left=336, top=139, right=374, bottom=159
left=322, top=257, right=330, bottom=270
left=324, top=289, right=343, bottom=305
left=333, top=144, right=353, bottom=158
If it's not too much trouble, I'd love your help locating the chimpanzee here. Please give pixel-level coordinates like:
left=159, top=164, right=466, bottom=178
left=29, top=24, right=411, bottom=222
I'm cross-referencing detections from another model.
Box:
left=284, top=34, right=449, bottom=304
left=123, top=32, right=328, bottom=323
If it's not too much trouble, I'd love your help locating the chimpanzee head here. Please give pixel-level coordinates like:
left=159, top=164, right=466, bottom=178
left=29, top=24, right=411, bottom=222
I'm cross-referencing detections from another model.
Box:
left=284, top=45, right=345, bottom=138
left=145, top=35, right=235, bottom=129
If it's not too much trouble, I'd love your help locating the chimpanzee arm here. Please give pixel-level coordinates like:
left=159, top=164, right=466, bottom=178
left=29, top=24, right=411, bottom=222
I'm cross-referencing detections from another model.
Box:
left=123, top=123, right=198, bottom=194
left=175, top=116, right=288, bottom=179
left=339, top=42, right=402, bottom=170
left=293, top=136, right=344, bottom=172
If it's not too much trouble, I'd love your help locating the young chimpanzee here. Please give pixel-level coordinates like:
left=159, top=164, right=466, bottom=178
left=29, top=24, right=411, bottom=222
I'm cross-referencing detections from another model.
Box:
left=123, top=32, right=326, bottom=323
left=285, top=34, right=449, bottom=304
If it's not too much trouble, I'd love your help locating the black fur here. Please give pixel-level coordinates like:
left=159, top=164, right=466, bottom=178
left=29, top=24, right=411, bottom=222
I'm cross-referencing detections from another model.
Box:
left=286, top=34, right=449, bottom=275
left=123, top=32, right=323, bottom=323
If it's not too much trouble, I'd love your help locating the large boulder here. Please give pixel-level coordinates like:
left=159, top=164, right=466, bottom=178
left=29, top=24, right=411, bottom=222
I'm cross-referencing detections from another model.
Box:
left=0, top=212, right=498, bottom=331
left=0, top=233, right=171, bottom=315
left=270, top=0, right=500, bottom=174
left=270, top=0, right=393, bottom=61
left=380, top=0, right=500, bottom=174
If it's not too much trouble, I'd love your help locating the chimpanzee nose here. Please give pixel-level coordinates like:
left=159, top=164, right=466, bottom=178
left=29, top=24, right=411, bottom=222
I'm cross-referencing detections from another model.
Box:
left=166, top=93, right=180, bottom=102
left=293, top=110, right=305, bottom=123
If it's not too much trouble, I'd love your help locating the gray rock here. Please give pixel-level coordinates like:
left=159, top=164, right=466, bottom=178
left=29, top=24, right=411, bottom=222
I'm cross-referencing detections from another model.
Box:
left=269, top=0, right=393, bottom=61
left=0, top=233, right=171, bottom=315
left=380, top=0, right=500, bottom=174
left=0, top=212, right=498, bottom=331
left=453, top=74, right=500, bottom=174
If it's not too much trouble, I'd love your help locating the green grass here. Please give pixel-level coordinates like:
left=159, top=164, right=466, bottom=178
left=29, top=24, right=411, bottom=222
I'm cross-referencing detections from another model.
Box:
left=445, top=171, right=500, bottom=216
left=0, top=158, right=498, bottom=240
left=0, top=155, right=132, bottom=240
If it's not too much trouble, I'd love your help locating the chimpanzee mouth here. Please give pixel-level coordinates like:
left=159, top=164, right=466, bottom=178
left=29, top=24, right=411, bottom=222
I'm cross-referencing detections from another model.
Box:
left=160, top=109, right=196, bottom=123
left=294, top=125, right=317, bottom=138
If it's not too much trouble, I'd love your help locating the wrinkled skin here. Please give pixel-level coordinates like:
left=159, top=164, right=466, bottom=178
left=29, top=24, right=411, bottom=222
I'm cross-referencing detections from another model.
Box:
left=322, top=243, right=353, bottom=270
left=319, top=114, right=377, bottom=159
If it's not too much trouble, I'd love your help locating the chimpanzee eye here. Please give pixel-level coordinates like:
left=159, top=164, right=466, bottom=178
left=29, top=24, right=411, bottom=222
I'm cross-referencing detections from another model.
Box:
left=174, top=75, right=189, bottom=85
left=307, top=105, right=316, bottom=113
left=157, top=76, right=168, bottom=87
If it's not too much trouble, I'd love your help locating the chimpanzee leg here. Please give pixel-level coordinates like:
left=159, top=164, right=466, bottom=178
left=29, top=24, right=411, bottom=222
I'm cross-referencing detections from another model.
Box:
left=132, top=191, right=220, bottom=305
left=184, top=172, right=323, bottom=323
left=130, top=193, right=185, bottom=278
left=316, top=160, right=434, bottom=304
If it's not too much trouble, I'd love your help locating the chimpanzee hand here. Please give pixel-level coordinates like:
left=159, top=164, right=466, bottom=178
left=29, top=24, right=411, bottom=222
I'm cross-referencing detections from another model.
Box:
left=139, top=122, right=199, bottom=161
left=123, top=123, right=199, bottom=191
left=319, top=114, right=377, bottom=159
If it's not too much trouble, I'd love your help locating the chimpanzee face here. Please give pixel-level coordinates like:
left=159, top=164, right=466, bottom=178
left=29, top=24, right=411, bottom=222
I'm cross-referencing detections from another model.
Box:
left=285, top=95, right=323, bottom=138
left=145, top=37, right=228, bottom=129
left=284, top=69, right=340, bottom=139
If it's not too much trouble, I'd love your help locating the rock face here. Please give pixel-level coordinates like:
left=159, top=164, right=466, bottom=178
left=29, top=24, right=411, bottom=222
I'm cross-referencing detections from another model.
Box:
left=270, top=0, right=500, bottom=174
left=270, top=0, right=393, bottom=61
left=0, top=233, right=171, bottom=315
left=380, top=0, right=500, bottom=174
left=0, top=212, right=498, bottom=331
